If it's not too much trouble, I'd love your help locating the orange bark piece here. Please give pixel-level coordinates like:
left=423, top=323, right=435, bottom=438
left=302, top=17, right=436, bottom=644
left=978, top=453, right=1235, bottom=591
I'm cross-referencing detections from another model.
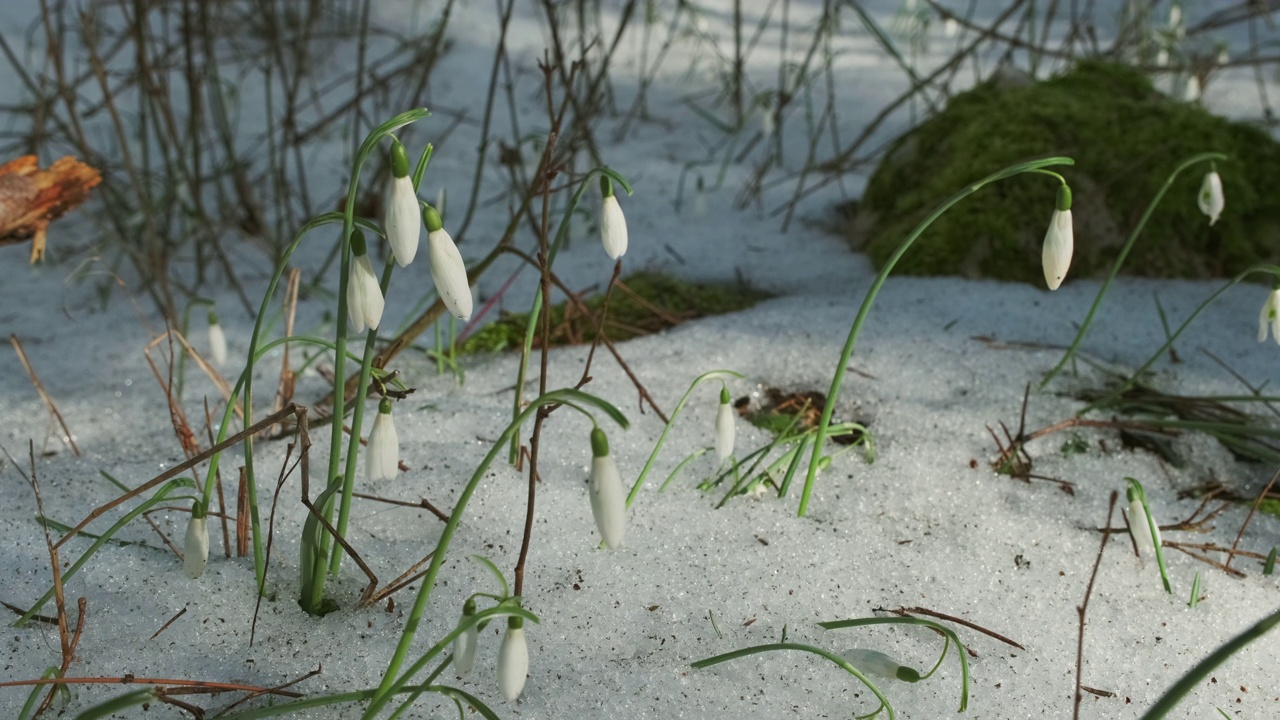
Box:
left=0, top=155, right=102, bottom=263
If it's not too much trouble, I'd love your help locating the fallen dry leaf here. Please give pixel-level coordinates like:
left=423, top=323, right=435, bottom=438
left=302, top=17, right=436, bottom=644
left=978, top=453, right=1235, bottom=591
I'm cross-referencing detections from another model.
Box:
left=0, top=155, right=102, bottom=263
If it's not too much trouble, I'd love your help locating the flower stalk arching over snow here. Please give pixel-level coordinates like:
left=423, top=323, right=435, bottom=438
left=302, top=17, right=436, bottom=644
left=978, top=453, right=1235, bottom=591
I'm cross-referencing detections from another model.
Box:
left=207, top=310, right=227, bottom=367
left=589, top=427, right=627, bottom=550
left=184, top=501, right=209, bottom=579
left=453, top=597, right=478, bottom=676
left=497, top=616, right=529, bottom=701
left=714, top=385, right=735, bottom=463
left=423, top=204, right=473, bottom=321
left=346, top=231, right=385, bottom=334
left=840, top=648, right=922, bottom=683
left=366, top=397, right=399, bottom=482
left=383, top=139, right=421, bottom=267
left=600, top=175, right=628, bottom=260
left=1197, top=169, right=1224, bottom=226
left=1258, top=287, right=1280, bottom=344
left=1041, top=184, right=1074, bottom=291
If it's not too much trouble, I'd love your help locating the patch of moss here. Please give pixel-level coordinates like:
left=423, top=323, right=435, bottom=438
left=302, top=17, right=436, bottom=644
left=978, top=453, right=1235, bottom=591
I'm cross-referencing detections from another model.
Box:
left=1260, top=498, right=1280, bottom=521
left=460, top=271, right=770, bottom=353
left=851, top=61, right=1280, bottom=283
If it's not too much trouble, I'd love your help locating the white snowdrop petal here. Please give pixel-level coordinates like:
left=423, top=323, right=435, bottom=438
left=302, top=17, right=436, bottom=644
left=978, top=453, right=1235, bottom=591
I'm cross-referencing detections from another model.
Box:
left=601, top=195, right=628, bottom=259
left=347, top=254, right=385, bottom=333
left=590, top=455, right=627, bottom=549
left=715, top=401, right=735, bottom=462
left=1128, top=497, right=1155, bottom=557
left=384, top=175, right=421, bottom=267
left=841, top=648, right=903, bottom=679
left=366, top=411, right=399, bottom=482
left=428, top=229, right=473, bottom=321
left=497, top=626, right=529, bottom=701
left=208, top=322, right=227, bottom=368
left=1197, top=171, right=1224, bottom=226
left=184, top=516, right=209, bottom=579
left=1041, top=209, right=1073, bottom=291
left=453, top=620, right=477, bottom=676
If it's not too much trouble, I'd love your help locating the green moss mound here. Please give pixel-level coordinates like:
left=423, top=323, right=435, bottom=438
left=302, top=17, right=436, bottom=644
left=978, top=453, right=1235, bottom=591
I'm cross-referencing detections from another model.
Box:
left=461, top=271, right=770, bottom=353
left=853, top=61, right=1280, bottom=283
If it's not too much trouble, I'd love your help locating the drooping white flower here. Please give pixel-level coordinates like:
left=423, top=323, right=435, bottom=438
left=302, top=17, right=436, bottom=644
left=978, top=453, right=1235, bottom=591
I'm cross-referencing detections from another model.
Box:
left=184, top=502, right=209, bottom=579
left=1197, top=170, right=1224, bottom=226
left=453, top=598, right=478, bottom=676
left=1182, top=74, right=1201, bottom=102
left=1126, top=480, right=1160, bottom=557
left=1258, top=288, right=1280, bottom=344
left=714, top=385, right=735, bottom=463
left=423, top=205, right=473, bottom=321
left=366, top=397, right=399, bottom=482
left=600, top=175, right=628, bottom=260
left=1041, top=185, right=1074, bottom=291
left=383, top=139, right=420, bottom=267
left=346, top=232, right=385, bottom=334
left=589, top=427, right=627, bottom=550
left=840, top=648, right=922, bottom=683
left=497, top=617, right=529, bottom=701
left=207, top=310, right=227, bottom=367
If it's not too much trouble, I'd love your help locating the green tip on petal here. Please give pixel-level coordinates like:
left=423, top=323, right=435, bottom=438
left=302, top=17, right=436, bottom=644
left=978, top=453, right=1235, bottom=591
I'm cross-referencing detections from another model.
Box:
left=590, top=427, right=610, bottom=457
left=1056, top=184, right=1072, bottom=211
left=462, top=597, right=477, bottom=615
left=207, top=310, right=219, bottom=325
left=719, top=385, right=731, bottom=405
left=350, top=229, right=368, bottom=257
left=390, top=139, right=410, bottom=178
left=1125, top=477, right=1143, bottom=503
left=378, top=397, right=393, bottom=415
left=600, top=174, right=615, bottom=199
left=422, top=204, right=444, bottom=232
left=507, top=615, right=524, bottom=630
left=190, top=499, right=206, bottom=519
left=896, top=666, right=922, bottom=683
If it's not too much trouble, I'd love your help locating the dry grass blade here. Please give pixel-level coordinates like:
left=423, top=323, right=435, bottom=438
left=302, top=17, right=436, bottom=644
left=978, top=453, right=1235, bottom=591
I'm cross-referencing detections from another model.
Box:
left=10, top=334, right=80, bottom=456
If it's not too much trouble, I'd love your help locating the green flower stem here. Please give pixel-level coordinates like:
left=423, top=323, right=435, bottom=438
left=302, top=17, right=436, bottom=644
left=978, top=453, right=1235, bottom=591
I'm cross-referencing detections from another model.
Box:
left=1041, top=152, right=1227, bottom=387
left=1127, top=478, right=1172, bottom=594
left=691, top=641, right=896, bottom=720
left=366, top=389, right=627, bottom=716
left=508, top=167, right=634, bottom=465
left=818, top=616, right=969, bottom=713
left=798, top=156, right=1074, bottom=517
left=626, top=369, right=743, bottom=508
left=1140, top=606, right=1280, bottom=720
left=1078, top=263, right=1280, bottom=416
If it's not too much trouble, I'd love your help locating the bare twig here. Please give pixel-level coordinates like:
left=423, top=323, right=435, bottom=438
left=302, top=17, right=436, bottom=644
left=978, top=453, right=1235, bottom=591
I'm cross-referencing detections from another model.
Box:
left=1074, top=491, right=1118, bottom=720
left=10, top=334, right=79, bottom=456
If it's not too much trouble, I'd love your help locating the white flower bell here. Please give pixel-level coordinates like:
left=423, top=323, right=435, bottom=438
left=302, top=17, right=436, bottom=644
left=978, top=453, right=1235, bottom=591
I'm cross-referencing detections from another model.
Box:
left=497, top=616, right=529, bottom=701
left=346, top=231, right=385, bottom=334
left=1197, top=170, right=1224, bottom=226
left=600, top=175, right=628, bottom=260
left=366, top=397, right=399, bottom=481
left=207, top=310, right=227, bottom=367
left=714, top=385, right=735, bottom=463
left=184, top=502, right=209, bottom=579
left=383, top=139, right=420, bottom=267
left=1258, top=288, right=1280, bottom=344
left=423, top=205, right=473, bottom=321
left=589, top=427, right=627, bottom=550
left=1126, top=480, right=1160, bottom=557
left=453, top=598, right=478, bottom=676
left=840, top=648, right=922, bottom=682
left=1041, top=184, right=1074, bottom=291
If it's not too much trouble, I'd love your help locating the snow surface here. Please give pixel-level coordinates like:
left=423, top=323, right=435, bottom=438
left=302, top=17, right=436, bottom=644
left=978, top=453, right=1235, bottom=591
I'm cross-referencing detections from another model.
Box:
left=2, top=1, right=1278, bottom=718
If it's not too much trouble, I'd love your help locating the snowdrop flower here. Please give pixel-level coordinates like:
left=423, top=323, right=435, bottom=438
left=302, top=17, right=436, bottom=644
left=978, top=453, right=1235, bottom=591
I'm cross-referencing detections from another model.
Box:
left=840, top=648, right=921, bottom=683
left=453, top=598, right=478, bottom=676
left=383, top=139, right=420, bottom=267
left=1182, top=74, right=1201, bottom=102
left=1041, top=184, right=1074, bottom=291
left=589, top=427, right=627, bottom=550
left=497, top=616, right=529, bottom=701
left=1217, top=46, right=1229, bottom=66
left=366, top=397, right=399, bottom=482
left=600, top=175, right=628, bottom=260
left=1258, top=287, right=1280, bottom=344
left=1126, top=480, right=1161, bottom=557
left=207, top=310, right=227, bottom=367
left=346, top=231, right=385, bottom=334
left=184, top=501, right=209, bottom=579
left=714, top=385, right=735, bottom=463
left=1197, top=169, right=1224, bottom=226
left=942, top=16, right=958, bottom=37
left=423, top=205, right=473, bottom=321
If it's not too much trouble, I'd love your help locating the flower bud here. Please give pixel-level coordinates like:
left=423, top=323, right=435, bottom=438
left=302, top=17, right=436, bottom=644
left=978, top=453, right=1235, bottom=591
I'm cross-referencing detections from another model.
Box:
left=184, top=501, right=209, bottom=579
left=714, top=386, right=735, bottom=463
left=1041, top=185, right=1073, bottom=291
left=423, top=205, right=473, bottom=321
left=207, top=310, right=227, bottom=367
left=840, top=648, right=922, bottom=683
left=1197, top=170, right=1224, bottom=226
left=453, top=597, right=478, bottom=676
left=383, top=139, right=421, bottom=267
left=366, top=397, right=399, bottom=481
left=589, top=427, right=627, bottom=549
left=497, top=616, right=529, bottom=701
left=347, top=231, right=385, bottom=334
left=599, top=175, right=628, bottom=260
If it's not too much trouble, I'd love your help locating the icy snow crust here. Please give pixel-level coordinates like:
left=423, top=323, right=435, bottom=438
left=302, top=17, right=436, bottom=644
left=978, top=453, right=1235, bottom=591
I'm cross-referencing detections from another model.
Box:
left=1, top=1, right=1278, bottom=718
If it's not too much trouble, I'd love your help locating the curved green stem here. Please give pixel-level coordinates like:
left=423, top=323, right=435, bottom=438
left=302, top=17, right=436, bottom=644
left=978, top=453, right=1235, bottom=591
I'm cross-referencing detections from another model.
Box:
left=819, top=616, right=969, bottom=713
left=365, top=388, right=627, bottom=716
left=626, top=369, right=742, bottom=508
left=691, top=641, right=895, bottom=719
left=1041, top=151, right=1227, bottom=387
left=798, top=156, right=1075, bottom=517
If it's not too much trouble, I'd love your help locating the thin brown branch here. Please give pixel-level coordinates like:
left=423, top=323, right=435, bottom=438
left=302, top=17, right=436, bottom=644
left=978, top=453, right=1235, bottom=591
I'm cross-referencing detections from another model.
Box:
left=1075, top=491, right=1118, bottom=720
left=10, top=334, right=80, bottom=456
